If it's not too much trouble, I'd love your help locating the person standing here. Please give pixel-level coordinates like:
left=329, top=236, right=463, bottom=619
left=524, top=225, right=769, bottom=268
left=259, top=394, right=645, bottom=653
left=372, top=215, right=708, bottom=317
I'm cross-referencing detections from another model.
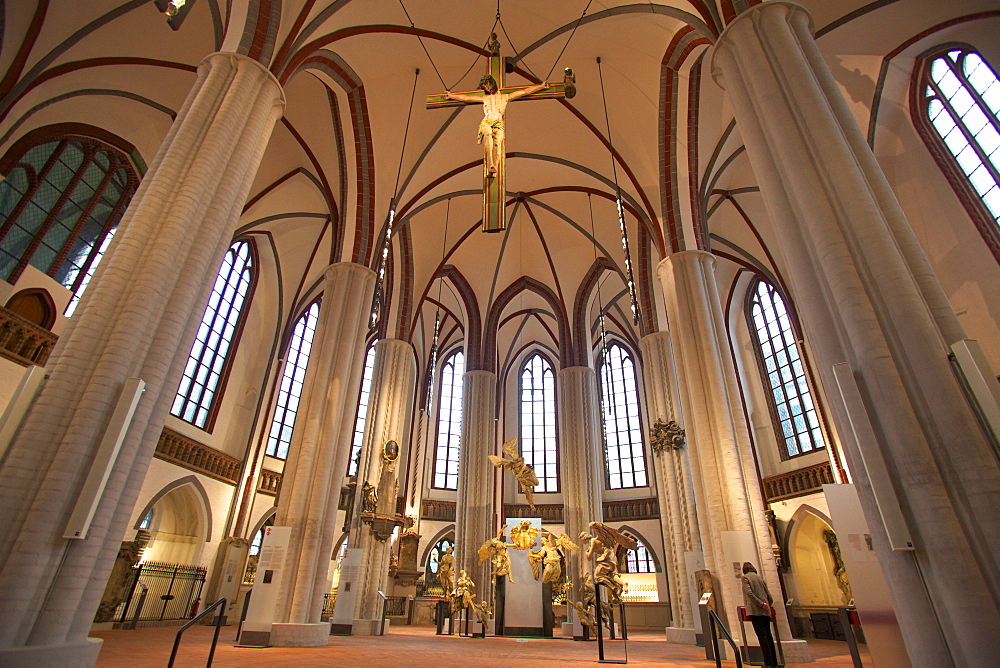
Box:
left=742, top=562, right=780, bottom=668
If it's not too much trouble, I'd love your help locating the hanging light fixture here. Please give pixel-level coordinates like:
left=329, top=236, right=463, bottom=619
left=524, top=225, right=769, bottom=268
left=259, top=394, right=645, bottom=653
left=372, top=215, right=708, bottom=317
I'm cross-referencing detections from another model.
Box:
left=597, top=57, right=641, bottom=326
left=425, top=198, right=451, bottom=412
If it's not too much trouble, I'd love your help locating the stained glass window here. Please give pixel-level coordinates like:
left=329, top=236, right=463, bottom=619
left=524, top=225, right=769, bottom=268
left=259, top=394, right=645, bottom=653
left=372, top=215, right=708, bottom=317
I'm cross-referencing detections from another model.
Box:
left=520, top=353, right=558, bottom=492
left=599, top=343, right=647, bottom=489
left=265, top=302, right=320, bottom=458
left=433, top=351, right=465, bottom=490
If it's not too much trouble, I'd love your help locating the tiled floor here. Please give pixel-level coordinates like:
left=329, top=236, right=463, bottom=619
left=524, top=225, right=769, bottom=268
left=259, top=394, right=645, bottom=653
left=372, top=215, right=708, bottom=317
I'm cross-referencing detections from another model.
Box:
left=92, top=624, right=871, bottom=667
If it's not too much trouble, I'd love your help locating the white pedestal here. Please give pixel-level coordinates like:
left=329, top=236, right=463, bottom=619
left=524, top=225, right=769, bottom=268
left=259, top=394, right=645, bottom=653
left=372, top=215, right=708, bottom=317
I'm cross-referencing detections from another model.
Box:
left=270, top=622, right=332, bottom=647
left=665, top=626, right=697, bottom=644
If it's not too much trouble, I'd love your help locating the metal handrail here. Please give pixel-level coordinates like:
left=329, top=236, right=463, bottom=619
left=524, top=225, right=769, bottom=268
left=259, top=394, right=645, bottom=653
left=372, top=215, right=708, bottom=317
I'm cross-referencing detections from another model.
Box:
left=708, top=609, right=743, bottom=668
left=168, top=597, right=226, bottom=667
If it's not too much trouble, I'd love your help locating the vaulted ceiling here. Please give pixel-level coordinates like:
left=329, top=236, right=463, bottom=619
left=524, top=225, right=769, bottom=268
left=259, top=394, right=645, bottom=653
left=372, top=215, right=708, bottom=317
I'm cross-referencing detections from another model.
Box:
left=2, top=0, right=987, bottom=386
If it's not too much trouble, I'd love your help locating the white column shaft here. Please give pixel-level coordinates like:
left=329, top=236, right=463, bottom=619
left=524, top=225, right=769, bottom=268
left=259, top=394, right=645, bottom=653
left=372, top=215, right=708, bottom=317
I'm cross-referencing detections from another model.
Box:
left=274, top=262, right=376, bottom=624
left=556, top=366, right=604, bottom=583
left=455, top=370, right=497, bottom=593
left=712, top=3, right=1000, bottom=660
left=0, top=52, right=283, bottom=652
left=657, top=251, right=788, bottom=638
left=639, top=332, right=700, bottom=628
left=350, top=338, right=416, bottom=624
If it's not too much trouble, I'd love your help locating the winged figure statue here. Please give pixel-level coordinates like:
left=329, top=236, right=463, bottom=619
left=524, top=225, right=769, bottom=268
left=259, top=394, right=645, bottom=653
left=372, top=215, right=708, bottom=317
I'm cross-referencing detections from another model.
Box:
left=578, top=521, right=638, bottom=604
left=527, top=532, right=579, bottom=584
left=477, top=526, right=515, bottom=583
left=488, top=437, right=539, bottom=509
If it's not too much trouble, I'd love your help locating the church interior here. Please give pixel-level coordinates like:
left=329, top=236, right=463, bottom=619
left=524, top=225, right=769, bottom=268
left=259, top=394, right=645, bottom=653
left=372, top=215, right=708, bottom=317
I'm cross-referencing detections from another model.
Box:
left=0, top=1, right=998, bottom=666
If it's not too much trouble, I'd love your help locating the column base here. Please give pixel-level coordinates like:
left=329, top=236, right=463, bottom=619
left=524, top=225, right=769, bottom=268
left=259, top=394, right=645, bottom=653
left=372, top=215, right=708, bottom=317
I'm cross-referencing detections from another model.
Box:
left=351, top=618, right=390, bottom=635
left=0, top=637, right=103, bottom=667
left=665, top=626, right=697, bottom=644
left=779, top=639, right=811, bottom=663
left=269, top=622, right=331, bottom=647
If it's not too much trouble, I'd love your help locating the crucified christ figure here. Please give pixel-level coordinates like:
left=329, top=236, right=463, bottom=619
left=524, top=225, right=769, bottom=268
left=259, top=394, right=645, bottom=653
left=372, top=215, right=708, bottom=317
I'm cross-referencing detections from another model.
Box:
left=446, top=74, right=547, bottom=178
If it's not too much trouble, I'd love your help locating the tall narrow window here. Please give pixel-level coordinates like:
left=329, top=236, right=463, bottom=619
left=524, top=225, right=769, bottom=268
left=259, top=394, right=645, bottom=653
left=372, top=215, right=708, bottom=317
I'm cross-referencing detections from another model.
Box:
left=433, top=350, right=465, bottom=490
left=0, top=137, right=137, bottom=289
left=915, top=47, right=1000, bottom=256
left=348, top=343, right=378, bottom=476
left=266, top=302, right=320, bottom=458
left=747, top=279, right=826, bottom=459
left=624, top=539, right=656, bottom=573
left=599, top=343, right=647, bottom=489
left=171, top=240, right=255, bottom=429
left=519, top=353, right=558, bottom=493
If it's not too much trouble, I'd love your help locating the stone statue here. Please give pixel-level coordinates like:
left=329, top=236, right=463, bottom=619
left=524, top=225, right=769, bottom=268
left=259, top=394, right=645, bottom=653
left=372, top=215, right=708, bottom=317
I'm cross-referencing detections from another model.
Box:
left=437, top=545, right=455, bottom=594
left=579, top=522, right=637, bottom=605
left=488, top=437, right=540, bottom=509
left=361, top=480, right=377, bottom=513
left=478, top=526, right=515, bottom=583
left=454, top=569, right=476, bottom=614
left=528, top=532, right=579, bottom=584
left=509, top=519, right=540, bottom=551
left=445, top=48, right=547, bottom=178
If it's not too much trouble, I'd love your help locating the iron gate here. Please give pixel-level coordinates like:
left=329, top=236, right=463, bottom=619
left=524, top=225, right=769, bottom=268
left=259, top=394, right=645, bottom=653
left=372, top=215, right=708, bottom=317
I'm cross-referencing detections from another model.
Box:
left=118, top=561, right=207, bottom=624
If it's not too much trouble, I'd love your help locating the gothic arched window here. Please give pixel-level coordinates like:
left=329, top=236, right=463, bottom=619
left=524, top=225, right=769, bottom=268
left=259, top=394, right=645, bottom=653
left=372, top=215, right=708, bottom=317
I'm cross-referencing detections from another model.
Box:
left=348, top=343, right=378, bottom=476
left=520, top=352, right=558, bottom=493
left=624, top=539, right=656, bottom=573
left=598, top=343, right=647, bottom=489
left=433, top=350, right=465, bottom=490
left=428, top=537, right=454, bottom=574
left=746, top=279, right=827, bottom=459
left=171, top=239, right=256, bottom=430
left=0, top=136, right=137, bottom=290
left=914, top=46, right=1000, bottom=260
left=265, top=301, right=320, bottom=458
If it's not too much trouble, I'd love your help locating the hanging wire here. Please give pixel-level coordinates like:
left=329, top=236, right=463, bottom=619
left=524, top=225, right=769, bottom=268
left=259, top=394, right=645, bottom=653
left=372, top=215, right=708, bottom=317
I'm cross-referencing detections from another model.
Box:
left=370, top=68, right=421, bottom=331
left=544, top=0, right=593, bottom=82
left=596, top=56, right=641, bottom=326
left=426, top=198, right=451, bottom=411
left=398, top=0, right=448, bottom=90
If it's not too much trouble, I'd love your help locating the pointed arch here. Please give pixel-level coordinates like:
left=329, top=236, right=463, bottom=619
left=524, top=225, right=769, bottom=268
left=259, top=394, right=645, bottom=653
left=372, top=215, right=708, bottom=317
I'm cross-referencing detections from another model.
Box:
left=484, top=277, right=571, bottom=373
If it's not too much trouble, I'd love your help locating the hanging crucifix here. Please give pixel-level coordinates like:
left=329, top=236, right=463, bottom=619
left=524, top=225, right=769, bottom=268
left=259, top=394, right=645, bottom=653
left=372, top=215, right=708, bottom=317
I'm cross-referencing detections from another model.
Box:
left=427, top=33, right=576, bottom=232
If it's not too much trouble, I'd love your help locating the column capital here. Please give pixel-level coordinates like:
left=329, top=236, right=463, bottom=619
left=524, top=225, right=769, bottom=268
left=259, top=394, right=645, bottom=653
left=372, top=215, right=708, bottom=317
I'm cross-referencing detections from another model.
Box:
left=711, top=1, right=814, bottom=90
left=656, top=249, right=716, bottom=281
left=200, top=51, right=286, bottom=108
left=323, top=261, right=376, bottom=283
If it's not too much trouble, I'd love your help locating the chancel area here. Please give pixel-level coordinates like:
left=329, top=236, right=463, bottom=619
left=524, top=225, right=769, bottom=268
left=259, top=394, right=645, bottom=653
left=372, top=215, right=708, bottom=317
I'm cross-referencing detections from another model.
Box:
left=0, top=1, right=998, bottom=666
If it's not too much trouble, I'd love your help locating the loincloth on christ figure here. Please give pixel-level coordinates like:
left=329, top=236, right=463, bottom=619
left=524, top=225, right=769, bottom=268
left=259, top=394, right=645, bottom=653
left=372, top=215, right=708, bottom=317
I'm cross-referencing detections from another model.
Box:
left=477, top=118, right=504, bottom=144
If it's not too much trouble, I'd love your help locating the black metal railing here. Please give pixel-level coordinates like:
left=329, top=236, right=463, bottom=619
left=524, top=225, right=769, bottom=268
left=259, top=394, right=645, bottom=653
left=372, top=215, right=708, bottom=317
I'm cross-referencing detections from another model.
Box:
left=118, top=561, right=206, bottom=624
left=708, top=609, right=743, bottom=668
left=168, top=597, right=226, bottom=668
left=384, top=596, right=408, bottom=616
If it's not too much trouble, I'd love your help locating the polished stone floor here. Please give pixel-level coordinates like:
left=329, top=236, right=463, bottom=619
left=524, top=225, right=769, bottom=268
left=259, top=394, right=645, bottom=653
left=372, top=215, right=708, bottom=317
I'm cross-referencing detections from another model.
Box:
left=92, top=623, right=871, bottom=666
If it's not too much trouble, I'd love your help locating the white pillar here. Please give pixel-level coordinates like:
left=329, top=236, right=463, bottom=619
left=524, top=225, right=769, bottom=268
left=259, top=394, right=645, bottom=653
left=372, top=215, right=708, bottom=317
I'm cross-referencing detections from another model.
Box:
left=556, top=367, right=604, bottom=586
left=348, top=338, right=416, bottom=634
left=657, top=251, right=797, bottom=652
left=455, top=370, right=497, bottom=594
left=0, top=52, right=283, bottom=665
left=638, top=332, right=700, bottom=630
left=711, top=3, right=1000, bottom=661
left=271, top=262, right=375, bottom=639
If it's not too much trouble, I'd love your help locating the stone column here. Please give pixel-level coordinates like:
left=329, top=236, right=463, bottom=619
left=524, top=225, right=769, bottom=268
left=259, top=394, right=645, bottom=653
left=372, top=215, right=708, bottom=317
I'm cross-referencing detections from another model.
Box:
left=455, top=370, right=497, bottom=596
left=657, top=251, right=800, bottom=657
left=269, top=262, right=375, bottom=645
left=712, top=3, right=1000, bottom=662
left=347, top=338, right=416, bottom=635
left=638, top=332, right=700, bottom=631
left=0, top=52, right=283, bottom=666
left=556, top=367, right=603, bottom=587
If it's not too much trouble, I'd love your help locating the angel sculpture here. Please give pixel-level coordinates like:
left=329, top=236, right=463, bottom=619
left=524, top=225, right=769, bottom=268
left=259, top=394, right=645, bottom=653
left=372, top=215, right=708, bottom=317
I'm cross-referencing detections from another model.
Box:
left=527, top=532, right=579, bottom=584
left=452, top=569, right=477, bottom=615
left=578, top=522, right=638, bottom=605
left=488, top=437, right=539, bottom=510
left=472, top=599, right=493, bottom=629
left=509, top=520, right=540, bottom=551
left=478, top=526, right=515, bottom=583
